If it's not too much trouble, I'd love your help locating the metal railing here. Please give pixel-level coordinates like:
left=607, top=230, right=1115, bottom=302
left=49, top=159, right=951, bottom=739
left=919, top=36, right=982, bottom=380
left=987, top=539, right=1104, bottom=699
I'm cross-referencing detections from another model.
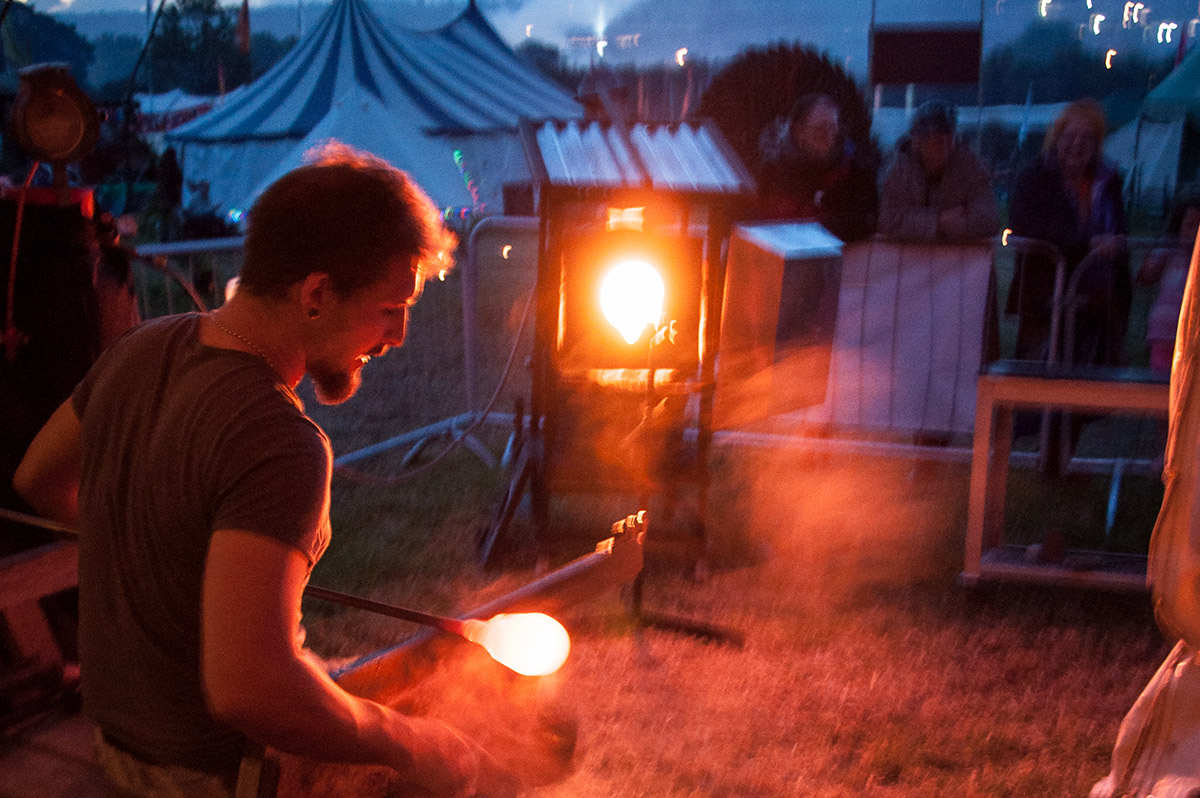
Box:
left=129, top=227, right=1176, bottom=467
left=132, top=236, right=245, bottom=317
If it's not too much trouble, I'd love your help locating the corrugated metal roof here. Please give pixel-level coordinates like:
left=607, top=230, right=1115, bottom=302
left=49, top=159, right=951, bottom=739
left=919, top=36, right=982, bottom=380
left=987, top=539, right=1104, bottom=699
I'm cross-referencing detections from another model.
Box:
left=169, top=0, right=582, bottom=145
left=529, top=120, right=754, bottom=196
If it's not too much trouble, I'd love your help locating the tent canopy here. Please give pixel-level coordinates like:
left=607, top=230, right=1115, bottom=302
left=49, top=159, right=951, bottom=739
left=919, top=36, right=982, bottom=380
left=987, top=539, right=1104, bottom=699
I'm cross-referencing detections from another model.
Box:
left=1143, top=44, right=1200, bottom=123
left=135, top=89, right=213, bottom=117
left=167, top=0, right=581, bottom=214
left=1105, top=113, right=1186, bottom=208
left=245, top=85, right=474, bottom=210
left=1104, top=44, right=1200, bottom=209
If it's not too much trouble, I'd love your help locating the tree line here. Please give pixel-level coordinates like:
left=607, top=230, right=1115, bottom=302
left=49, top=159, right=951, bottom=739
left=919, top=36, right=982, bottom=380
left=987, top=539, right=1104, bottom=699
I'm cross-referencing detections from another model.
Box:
left=2, top=4, right=1181, bottom=120
left=1, top=0, right=297, bottom=101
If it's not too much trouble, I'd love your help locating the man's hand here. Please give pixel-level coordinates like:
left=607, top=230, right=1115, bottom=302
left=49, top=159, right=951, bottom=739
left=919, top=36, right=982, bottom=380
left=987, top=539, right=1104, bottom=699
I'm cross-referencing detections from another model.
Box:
left=398, top=718, right=519, bottom=798
left=203, top=532, right=519, bottom=793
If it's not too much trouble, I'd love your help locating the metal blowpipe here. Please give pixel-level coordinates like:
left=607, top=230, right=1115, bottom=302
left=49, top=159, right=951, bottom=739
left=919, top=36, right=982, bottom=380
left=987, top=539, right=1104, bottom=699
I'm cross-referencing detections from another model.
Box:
left=303, top=584, right=570, bottom=676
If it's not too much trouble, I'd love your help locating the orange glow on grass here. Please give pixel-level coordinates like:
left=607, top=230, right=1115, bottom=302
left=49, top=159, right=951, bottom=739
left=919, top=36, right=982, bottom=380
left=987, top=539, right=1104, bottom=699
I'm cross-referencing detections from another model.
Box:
left=462, top=613, right=571, bottom=676
left=600, top=260, right=665, bottom=344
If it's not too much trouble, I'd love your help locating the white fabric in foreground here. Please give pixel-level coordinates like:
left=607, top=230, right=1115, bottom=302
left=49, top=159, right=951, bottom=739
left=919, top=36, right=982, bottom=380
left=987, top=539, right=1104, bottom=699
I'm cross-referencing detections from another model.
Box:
left=1091, top=643, right=1200, bottom=798
left=1091, top=225, right=1200, bottom=798
left=1148, top=230, right=1200, bottom=649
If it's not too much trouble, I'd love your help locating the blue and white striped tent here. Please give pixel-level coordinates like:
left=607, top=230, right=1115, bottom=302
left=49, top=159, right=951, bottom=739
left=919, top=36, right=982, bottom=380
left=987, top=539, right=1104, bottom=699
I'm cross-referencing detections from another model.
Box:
left=167, top=0, right=582, bottom=217
left=243, top=84, right=476, bottom=212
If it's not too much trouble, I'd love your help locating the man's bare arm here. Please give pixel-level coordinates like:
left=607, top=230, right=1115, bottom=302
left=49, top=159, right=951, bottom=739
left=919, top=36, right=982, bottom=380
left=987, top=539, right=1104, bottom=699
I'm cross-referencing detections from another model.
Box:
left=13, top=400, right=82, bottom=529
left=201, top=529, right=515, bottom=797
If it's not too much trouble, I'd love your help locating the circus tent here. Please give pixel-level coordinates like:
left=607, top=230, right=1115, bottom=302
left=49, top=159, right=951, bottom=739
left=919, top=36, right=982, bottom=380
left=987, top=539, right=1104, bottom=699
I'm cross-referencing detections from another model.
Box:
left=167, top=0, right=581, bottom=216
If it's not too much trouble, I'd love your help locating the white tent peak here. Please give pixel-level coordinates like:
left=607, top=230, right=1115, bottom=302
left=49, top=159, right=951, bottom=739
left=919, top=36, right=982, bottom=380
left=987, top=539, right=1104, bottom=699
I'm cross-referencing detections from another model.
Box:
left=167, top=0, right=580, bottom=216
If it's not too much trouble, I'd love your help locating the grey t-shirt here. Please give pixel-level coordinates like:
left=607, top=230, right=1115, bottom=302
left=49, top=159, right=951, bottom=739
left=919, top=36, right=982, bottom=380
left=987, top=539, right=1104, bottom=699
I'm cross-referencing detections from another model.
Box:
left=72, top=313, right=332, bottom=773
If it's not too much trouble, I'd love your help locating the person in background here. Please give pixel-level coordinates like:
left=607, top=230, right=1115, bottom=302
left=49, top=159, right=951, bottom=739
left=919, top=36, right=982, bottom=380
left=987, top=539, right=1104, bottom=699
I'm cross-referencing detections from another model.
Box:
left=1138, top=186, right=1200, bottom=373
left=148, top=147, right=183, bottom=241
left=755, top=93, right=878, bottom=242
left=878, top=100, right=999, bottom=243
left=93, top=211, right=142, bottom=349
left=13, top=144, right=517, bottom=798
left=1007, top=98, right=1130, bottom=366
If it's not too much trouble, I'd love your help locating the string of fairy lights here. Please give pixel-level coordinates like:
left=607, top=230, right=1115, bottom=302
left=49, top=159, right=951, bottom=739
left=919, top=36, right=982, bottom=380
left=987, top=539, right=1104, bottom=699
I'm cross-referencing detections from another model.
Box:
left=1031, top=0, right=1200, bottom=69
left=445, top=148, right=482, bottom=222
left=538, top=0, right=1197, bottom=72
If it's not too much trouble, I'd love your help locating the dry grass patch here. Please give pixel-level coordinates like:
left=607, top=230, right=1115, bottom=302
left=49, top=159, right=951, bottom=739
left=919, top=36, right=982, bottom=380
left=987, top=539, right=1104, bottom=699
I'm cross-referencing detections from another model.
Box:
left=300, top=438, right=1168, bottom=797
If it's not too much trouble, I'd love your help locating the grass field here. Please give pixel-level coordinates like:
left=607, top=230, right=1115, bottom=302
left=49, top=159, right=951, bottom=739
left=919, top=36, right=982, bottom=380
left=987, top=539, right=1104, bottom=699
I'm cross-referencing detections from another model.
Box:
left=263, top=257, right=1175, bottom=797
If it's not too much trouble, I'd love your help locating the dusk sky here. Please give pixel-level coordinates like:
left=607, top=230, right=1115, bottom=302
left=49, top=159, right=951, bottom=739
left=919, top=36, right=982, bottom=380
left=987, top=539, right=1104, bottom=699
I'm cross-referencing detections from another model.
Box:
left=37, top=0, right=1199, bottom=72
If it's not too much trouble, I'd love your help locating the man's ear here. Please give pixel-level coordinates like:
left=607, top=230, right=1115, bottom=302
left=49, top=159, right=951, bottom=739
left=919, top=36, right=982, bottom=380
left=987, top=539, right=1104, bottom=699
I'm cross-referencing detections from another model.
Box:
left=299, top=272, right=332, bottom=317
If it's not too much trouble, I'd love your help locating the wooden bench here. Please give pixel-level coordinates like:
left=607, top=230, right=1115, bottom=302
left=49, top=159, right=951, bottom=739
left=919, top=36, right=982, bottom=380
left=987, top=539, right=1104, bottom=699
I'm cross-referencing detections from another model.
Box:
left=962, top=360, right=1170, bottom=590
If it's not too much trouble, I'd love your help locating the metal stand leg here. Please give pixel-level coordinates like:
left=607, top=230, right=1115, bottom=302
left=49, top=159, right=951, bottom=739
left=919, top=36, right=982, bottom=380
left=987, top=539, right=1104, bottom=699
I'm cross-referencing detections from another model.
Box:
left=478, top=445, right=532, bottom=569
left=625, top=510, right=743, bottom=647
left=628, top=568, right=744, bottom=646
left=401, top=416, right=496, bottom=470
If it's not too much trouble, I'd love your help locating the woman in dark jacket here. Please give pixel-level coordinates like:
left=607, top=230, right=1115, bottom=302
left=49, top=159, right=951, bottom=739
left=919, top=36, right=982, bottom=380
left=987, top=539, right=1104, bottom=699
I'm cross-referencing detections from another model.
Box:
left=1008, top=98, right=1129, bottom=365
left=755, top=94, right=878, bottom=243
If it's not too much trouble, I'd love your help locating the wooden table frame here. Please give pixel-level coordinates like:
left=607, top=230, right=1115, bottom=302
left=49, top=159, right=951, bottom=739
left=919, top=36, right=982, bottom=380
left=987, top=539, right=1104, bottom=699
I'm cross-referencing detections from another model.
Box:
left=963, top=370, right=1170, bottom=590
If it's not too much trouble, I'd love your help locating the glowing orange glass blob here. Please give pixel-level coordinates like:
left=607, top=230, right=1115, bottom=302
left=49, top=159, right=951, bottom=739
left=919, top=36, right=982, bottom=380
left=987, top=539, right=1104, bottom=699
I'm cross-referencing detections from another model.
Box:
left=600, top=260, right=665, bottom=345
left=461, top=613, right=571, bottom=676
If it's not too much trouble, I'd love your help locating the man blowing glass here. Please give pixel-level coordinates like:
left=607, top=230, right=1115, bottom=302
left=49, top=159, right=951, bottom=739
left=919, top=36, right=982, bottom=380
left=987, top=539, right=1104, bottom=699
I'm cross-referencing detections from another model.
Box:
left=13, top=144, right=517, bottom=798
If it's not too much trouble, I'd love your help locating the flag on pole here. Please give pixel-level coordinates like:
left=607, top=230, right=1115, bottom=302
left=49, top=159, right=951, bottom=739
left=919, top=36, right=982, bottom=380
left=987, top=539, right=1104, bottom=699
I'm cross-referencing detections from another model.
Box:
left=236, top=0, right=251, bottom=55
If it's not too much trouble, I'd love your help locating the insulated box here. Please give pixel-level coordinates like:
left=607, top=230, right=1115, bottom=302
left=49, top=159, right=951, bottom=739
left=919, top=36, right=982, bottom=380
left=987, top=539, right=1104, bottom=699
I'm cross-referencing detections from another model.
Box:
left=715, top=222, right=842, bottom=428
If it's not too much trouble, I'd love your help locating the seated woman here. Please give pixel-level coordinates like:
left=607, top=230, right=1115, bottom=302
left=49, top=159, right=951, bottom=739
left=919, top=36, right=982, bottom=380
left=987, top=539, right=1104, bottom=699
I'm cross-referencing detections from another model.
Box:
left=755, top=93, right=878, bottom=243
left=878, top=100, right=999, bottom=243
left=1007, top=98, right=1130, bottom=366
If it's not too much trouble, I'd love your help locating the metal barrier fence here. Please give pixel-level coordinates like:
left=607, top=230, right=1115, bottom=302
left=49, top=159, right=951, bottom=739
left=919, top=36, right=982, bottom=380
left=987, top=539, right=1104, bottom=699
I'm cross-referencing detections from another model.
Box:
left=132, top=236, right=246, bottom=317
left=131, top=227, right=1178, bottom=464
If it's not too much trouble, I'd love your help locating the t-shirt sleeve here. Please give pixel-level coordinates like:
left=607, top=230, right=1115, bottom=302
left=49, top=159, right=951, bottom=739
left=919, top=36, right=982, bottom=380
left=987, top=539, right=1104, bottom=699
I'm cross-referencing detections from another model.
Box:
left=72, top=363, right=96, bottom=419
left=71, top=316, right=151, bottom=419
left=71, top=339, right=112, bottom=419
left=211, top=410, right=332, bottom=567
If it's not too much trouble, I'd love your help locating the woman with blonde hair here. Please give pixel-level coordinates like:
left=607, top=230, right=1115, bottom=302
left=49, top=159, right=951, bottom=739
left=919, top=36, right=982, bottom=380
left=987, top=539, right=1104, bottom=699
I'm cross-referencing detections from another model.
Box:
left=1007, top=98, right=1130, bottom=366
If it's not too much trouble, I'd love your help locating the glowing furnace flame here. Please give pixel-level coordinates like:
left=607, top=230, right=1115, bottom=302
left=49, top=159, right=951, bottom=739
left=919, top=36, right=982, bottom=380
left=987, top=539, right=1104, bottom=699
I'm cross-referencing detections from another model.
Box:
left=462, top=613, right=571, bottom=676
left=600, top=260, right=664, bottom=345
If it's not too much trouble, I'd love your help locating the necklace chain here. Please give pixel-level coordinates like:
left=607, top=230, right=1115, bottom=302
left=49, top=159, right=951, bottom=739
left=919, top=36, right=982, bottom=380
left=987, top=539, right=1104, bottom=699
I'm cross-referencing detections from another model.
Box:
left=207, top=311, right=280, bottom=377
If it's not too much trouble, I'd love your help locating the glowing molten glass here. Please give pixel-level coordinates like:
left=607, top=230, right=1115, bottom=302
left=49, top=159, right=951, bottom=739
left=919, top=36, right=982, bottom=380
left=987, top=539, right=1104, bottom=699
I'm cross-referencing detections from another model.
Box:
left=600, top=260, right=664, bottom=345
left=462, top=613, right=571, bottom=676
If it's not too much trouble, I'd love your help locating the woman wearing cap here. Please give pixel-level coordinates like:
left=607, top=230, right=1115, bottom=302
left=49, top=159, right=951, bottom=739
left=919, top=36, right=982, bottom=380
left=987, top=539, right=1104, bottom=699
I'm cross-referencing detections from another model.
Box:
left=1007, top=98, right=1130, bottom=366
left=878, top=100, right=999, bottom=243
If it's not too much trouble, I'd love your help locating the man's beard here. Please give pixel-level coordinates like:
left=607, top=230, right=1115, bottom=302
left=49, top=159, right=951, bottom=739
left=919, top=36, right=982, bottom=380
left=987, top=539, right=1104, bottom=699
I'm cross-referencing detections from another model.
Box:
left=310, top=362, right=362, bottom=405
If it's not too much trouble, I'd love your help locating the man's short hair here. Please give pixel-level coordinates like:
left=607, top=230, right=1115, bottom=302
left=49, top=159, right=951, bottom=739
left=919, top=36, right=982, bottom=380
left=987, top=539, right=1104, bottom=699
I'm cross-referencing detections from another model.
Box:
left=240, top=142, right=456, bottom=300
left=909, top=100, right=955, bottom=138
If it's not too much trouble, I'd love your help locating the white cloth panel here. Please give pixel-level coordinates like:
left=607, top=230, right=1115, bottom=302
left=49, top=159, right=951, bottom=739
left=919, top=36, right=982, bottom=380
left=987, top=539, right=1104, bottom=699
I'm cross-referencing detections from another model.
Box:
left=784, top=241, right=994, bottom=435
